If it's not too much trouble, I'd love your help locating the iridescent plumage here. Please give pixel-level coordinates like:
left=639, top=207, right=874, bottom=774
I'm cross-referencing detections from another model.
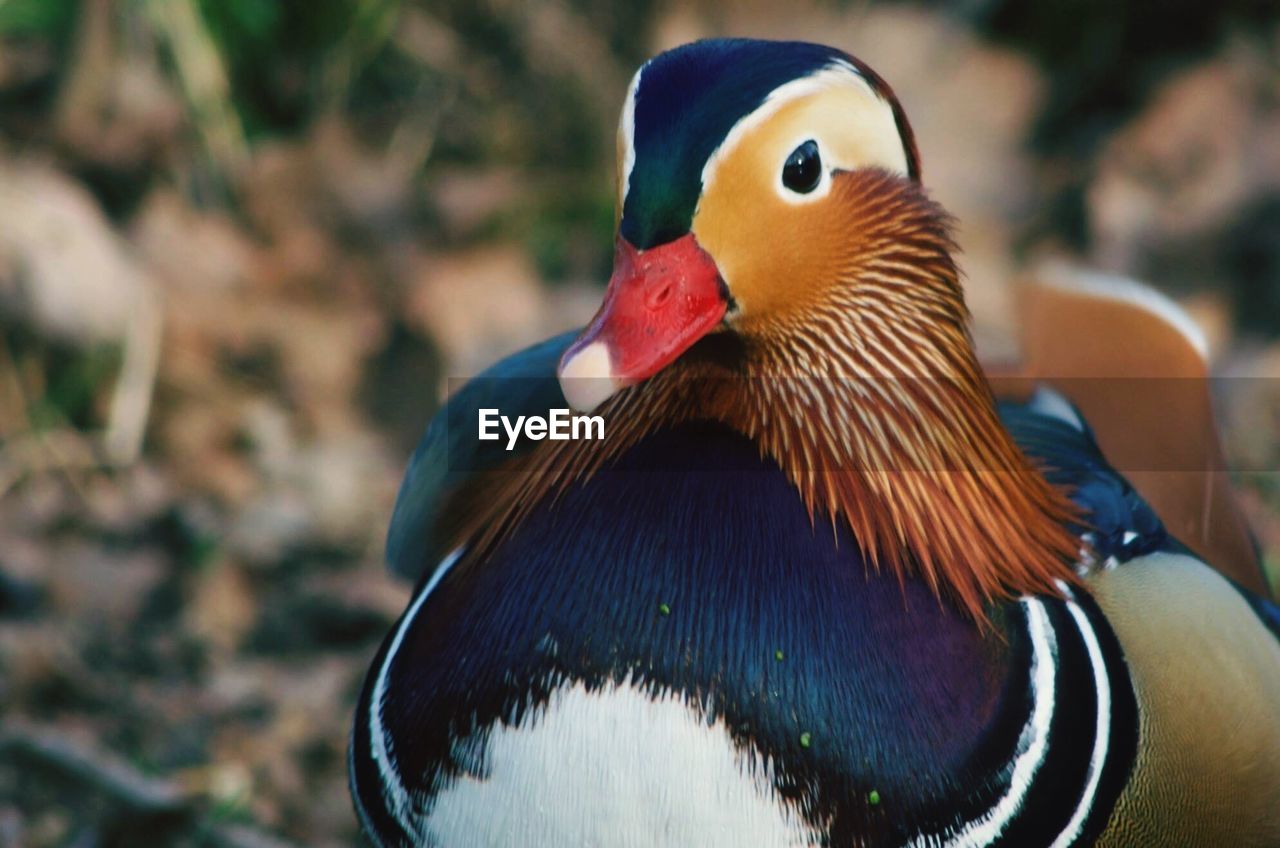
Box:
left=352, top=38, right=1280, bottom=848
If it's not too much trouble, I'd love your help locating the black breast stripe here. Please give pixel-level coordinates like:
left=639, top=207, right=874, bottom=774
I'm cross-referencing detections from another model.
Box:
left=906, top=589, right=1138, bottom=848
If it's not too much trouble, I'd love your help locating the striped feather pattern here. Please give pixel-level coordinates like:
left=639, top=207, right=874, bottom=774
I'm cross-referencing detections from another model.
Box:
left=454, top=169, right=1081, bottom=623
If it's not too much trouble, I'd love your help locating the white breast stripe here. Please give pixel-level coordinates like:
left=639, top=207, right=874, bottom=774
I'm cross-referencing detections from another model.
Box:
left=908, top=597, right=1059, bottom=848
left=1049, top=591, right=1112, bottom=848
left=364, top=546, right=466, bottom=845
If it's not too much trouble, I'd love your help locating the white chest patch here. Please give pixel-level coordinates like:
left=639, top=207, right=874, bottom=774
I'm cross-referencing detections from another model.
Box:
left=424, top=679, right=819, bottom=848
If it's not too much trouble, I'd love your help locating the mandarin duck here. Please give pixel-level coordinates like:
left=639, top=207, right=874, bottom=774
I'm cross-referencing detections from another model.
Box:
left=350, top=39, right=1280, bottom=847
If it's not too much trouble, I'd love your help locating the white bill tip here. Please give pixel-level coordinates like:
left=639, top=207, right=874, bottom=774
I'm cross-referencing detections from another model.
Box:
left=558, top=341, right=621, bottom=413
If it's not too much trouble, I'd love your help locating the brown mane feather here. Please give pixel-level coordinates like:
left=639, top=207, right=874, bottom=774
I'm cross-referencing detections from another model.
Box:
left=457, top=170, right=1084, bottom=624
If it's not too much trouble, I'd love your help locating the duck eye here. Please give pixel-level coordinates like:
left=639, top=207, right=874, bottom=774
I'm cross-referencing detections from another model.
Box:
left=781, top=140, right=822, bottom=194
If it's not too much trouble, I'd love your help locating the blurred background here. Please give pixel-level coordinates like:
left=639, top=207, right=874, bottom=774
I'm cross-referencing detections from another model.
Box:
left=0, top=1, right=1277, bottom=845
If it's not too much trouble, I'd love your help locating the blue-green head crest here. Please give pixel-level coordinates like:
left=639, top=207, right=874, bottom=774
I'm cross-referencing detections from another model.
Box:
left=618, top=38, right=920, bottom=249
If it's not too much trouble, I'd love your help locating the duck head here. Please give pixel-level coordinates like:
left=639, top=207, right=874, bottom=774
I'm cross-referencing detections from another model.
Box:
left=558, top=39, right=924, bottom=411
left=545, top=39, right=1081, bottom=621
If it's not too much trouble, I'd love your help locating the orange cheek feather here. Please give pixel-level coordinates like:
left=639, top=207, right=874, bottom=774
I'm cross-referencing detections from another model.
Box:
left=694, top=168, right=847, bottom=336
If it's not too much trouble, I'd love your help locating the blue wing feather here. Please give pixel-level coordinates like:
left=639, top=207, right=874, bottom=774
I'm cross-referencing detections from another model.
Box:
left=999, top=389, right=1178, bottom=564
left=1003, top=389, right=1280, bottom=640
left=386, top=330, right=579, bottom=581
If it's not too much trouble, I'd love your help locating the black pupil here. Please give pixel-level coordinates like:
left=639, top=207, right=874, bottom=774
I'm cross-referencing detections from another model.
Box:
left=782, top=140, right=822, bottom=193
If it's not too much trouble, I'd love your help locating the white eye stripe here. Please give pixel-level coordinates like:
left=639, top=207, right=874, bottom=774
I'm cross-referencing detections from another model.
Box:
left=620, top=58, right=908, bottom=217
left=702, top=61, right=910, bottom=207
left=699, top=63, right=869, bottom=196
